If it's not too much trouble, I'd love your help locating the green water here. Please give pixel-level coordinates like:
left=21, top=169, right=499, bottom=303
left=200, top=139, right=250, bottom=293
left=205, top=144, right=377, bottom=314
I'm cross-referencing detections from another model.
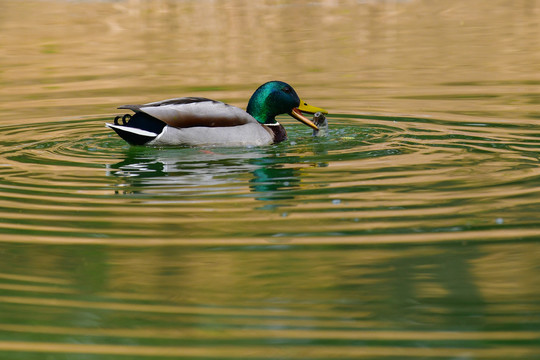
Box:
left=1, top=0, right=540, bottom=358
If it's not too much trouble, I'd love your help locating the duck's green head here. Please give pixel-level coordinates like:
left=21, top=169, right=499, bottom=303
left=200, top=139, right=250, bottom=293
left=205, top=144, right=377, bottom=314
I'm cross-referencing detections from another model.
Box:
left=246, top=81, right=327, bottom=130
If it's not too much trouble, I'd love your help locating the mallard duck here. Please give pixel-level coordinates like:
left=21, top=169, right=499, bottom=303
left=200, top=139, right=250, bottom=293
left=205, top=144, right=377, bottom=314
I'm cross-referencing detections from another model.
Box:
left=106, top=81, right=327, bottom=146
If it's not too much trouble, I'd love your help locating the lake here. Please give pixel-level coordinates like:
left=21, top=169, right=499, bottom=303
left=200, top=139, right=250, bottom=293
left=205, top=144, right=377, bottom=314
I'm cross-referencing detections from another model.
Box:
left=0, top=0, right=539, bottom=358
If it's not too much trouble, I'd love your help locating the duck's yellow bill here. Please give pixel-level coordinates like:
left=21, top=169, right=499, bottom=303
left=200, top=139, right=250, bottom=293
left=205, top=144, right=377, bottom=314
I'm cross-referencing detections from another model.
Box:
left=290, top=100, right=328, bottom=130
left=298, top=100, right=328, bottom=115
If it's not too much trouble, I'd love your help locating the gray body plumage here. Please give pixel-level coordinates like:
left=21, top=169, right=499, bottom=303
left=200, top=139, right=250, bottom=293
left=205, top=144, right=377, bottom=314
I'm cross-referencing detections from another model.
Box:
left=148, top=122, right=274, bottom=146
left=106, top=97, right=278, bottom=146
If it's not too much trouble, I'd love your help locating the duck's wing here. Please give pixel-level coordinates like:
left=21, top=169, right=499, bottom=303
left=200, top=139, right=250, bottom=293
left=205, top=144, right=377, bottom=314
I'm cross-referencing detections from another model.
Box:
left=119, top=97, right=255, bottom=128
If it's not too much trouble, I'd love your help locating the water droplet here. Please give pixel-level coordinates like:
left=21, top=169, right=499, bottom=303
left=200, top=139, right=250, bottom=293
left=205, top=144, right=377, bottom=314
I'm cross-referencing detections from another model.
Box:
left=495, top=218, right=504, bottom=224
left=332, top=199, right=341, bottom=205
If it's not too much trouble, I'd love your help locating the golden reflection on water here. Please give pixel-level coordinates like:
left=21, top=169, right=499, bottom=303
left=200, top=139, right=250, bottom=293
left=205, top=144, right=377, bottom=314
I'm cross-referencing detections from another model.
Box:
left=0, top=341, right=536, bottom=358
left=0, top=243, right=539, bottom=358
left=1, top=0, right=539, bottom=121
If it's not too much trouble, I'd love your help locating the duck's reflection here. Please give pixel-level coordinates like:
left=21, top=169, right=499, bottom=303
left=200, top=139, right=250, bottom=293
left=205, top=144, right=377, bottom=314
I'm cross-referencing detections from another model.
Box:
left=248, top=156, right=301, bottom=202
left=107, top=147, right=260, bottom=189
left=106, top=145, right=325, bottom=204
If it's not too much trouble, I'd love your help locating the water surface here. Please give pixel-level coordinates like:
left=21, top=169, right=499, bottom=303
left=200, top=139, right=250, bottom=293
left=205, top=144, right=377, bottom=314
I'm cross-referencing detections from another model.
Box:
left=0, top=0, right=539, bottom=358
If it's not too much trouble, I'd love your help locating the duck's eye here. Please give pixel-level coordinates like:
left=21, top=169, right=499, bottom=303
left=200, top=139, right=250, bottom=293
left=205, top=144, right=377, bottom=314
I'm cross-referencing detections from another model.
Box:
left=282, top=86, right=292, bottom=94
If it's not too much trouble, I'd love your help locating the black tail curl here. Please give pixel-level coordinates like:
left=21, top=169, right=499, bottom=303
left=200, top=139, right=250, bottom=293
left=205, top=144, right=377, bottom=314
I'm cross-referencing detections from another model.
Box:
left=113, top=112, right=166, bottom=135
left=114, top=114, right=132, bottom=126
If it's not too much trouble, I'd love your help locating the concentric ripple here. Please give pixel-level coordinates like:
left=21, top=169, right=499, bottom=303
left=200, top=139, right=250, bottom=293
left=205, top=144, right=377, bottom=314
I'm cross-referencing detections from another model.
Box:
left=1, top=113, right=540, bottom=244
